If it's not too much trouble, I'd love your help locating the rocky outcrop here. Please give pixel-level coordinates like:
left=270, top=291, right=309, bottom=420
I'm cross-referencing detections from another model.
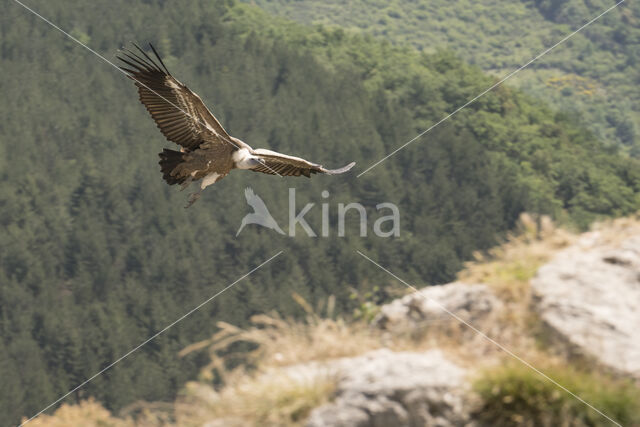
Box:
left=306, top=349, right=473, bottom=427
left=373, top=282, right=502, bottom=332
left=532, top=230, right=640, bottom=380
left=304, top=282, right=503, bottom=426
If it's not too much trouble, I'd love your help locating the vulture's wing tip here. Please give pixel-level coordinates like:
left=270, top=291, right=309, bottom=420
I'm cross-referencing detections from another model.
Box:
left=324, top=161, right=356, bottom=175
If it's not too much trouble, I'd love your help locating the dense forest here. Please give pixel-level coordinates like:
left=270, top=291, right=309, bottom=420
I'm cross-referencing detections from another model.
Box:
left=245, top=0, right=640, bottom=155
left=1, top=0, right=639, bottom=423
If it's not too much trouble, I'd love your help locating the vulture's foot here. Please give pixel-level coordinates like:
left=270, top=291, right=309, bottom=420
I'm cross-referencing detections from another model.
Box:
left=185, top=192, right=201, bottom=209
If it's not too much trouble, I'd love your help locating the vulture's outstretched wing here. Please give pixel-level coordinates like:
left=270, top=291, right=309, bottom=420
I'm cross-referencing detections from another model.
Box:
left=116, top=43, right=235, bottom=152
left=252, top=149, right=355, bottom=177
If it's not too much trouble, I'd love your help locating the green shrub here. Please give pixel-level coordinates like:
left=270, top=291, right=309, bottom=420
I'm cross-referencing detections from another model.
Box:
left=473, top=362, right=640, bottom=426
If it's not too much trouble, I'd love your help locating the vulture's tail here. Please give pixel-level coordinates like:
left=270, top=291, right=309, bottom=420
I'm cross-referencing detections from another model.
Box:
left=158, top=148, right=187, bottom=185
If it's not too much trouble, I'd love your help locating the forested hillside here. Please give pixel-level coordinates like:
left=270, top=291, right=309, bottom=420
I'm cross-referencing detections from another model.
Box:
left=1, top=0, right=639, bottom=423
left=245, top=0, right=640, bottom=155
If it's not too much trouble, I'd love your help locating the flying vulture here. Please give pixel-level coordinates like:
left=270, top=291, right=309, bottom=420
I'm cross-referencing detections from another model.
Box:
left=116, top=43, right=355, bottom=207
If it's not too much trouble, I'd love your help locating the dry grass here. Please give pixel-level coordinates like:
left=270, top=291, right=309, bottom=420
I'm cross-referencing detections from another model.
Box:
left=583, top=213, right=640, bottom=248
left=173, top=369, right=335, bottom=426
left=443, top=214, right=578, bottom=371
left=21, top=398, right=133, bottom=427
left=168, top=293, right=384, bottom=426
left=459, top=213, right=575, bottom=301
left=180, top=293, right=383, bottom=372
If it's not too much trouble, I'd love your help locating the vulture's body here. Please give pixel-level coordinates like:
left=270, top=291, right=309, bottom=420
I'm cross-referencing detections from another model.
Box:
left=117, top=44, right=355, bottom=207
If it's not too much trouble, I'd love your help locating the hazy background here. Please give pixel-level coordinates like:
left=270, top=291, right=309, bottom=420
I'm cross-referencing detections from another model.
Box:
left=1, top=0, right=639, bottom=424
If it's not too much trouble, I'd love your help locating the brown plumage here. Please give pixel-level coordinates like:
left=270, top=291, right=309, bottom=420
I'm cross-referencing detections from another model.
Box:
left=117, top=43, right=355, bottom=207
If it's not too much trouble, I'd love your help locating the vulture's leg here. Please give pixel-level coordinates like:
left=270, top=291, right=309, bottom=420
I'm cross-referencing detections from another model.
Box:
left=180, top=176, right=193, bottom=191
left=185, top=192, right=201, bottom=209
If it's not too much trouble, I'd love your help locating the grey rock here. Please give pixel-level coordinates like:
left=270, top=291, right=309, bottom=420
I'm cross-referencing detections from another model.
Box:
left=373, top=282, right=502, bottom=331
left=532, top=232, right=640, bottom=379
left=306, top=349, right=473, bottom=427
